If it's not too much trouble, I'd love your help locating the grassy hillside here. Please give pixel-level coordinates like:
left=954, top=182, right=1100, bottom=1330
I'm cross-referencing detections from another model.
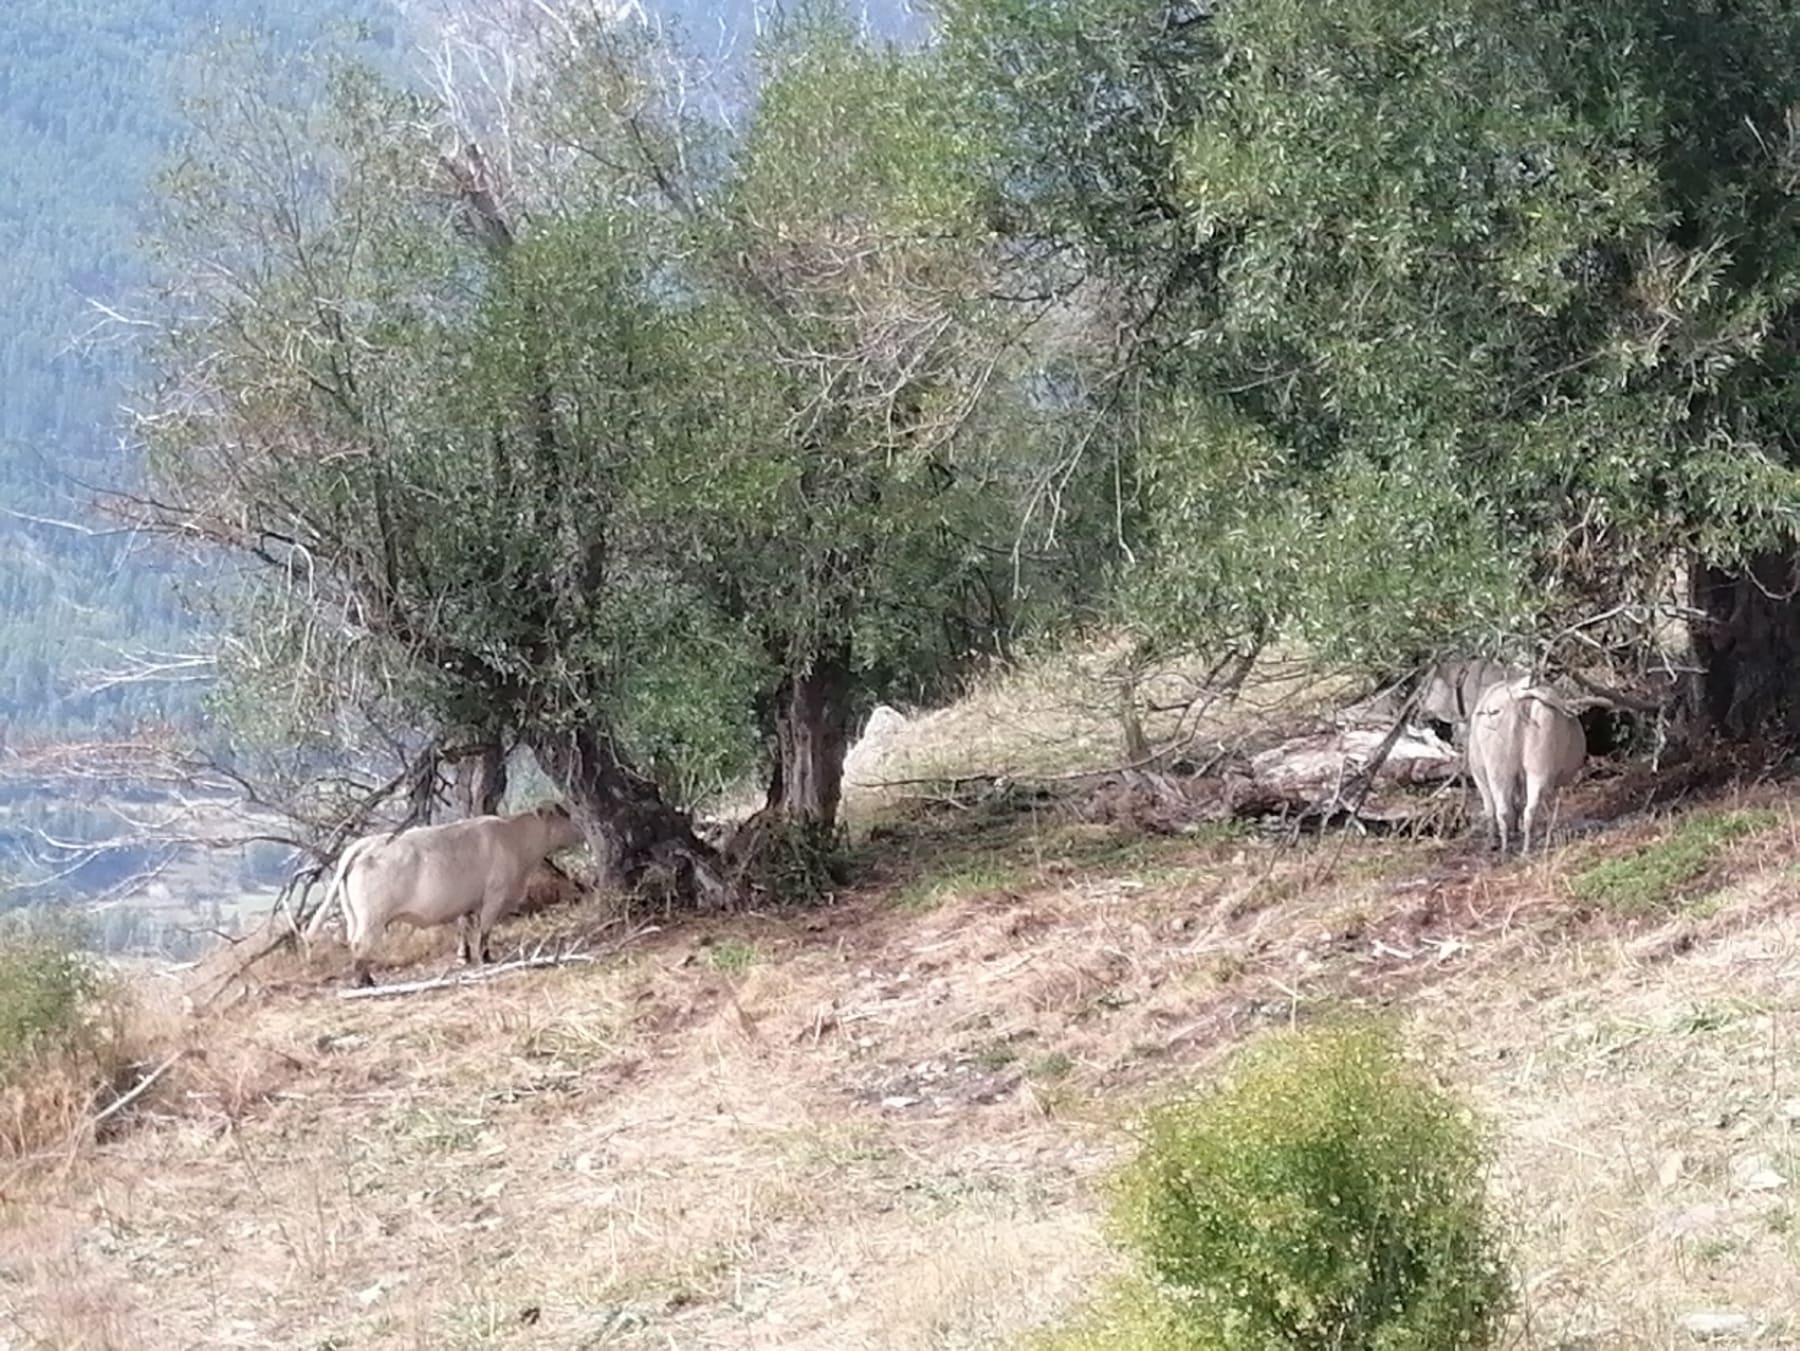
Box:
left=3, top=663, right=1798, bottom=1348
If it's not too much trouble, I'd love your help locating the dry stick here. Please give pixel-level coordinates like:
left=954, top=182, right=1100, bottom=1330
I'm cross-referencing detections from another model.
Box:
left=62, top=1048, right=188, bottom=1169
left=336, top=926, right=659, bottom=1001
left=1311, top=684, right=1430, bottom=885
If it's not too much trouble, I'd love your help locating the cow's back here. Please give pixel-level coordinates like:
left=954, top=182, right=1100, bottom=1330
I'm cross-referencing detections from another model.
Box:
left=1422, top=658, right=1515, bottom=726
left=1518, top=691, right=1586, bottom=789
left=1468, top=678, right=1527, bottom=781
left=352, top=818, right=509, bottom=927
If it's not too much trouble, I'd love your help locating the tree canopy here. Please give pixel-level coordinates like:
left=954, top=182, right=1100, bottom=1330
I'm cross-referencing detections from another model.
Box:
left=127, top=0, right=1800, bottom=903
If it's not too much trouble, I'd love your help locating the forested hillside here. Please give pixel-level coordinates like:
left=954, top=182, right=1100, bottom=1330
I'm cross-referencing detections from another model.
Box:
left=0, top=0, right=399, bottom=737
left=0, top=0, right=921, bottom=743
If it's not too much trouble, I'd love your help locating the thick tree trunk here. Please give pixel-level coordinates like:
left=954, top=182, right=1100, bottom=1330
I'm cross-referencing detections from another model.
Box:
left=769, top=643, right=855, bottom=828
left=528, top=726, right=724, bottom=905
left=1688, top=548, right=1800, bottom=744
left=451, top=738, right=509, bottom=817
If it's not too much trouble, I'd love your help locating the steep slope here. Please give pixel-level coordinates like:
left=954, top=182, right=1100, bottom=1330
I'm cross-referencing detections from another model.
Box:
left=4, top=765, right=1797, bottom=1347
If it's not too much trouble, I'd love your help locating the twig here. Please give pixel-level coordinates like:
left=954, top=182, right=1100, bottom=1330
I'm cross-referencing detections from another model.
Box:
left=78, top=1049, right=186, bottom=1144
left=336, top=926, right=658, bottom=1000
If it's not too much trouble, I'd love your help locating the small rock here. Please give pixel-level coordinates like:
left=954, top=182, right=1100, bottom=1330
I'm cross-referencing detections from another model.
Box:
left=1672, top=1202, right=1724, bottom=1234
left=1678, top=1311, right=1752, bottom=1339
left=1780, top=1098, right=1800, bottom=1122
left=356, top=1281, right=386, bottom=1307
left=1658, top=1151, right=1685, bottom=1190
left=573, top=1152, right=596, bottom=1174
left=880, top=1094, right=920, bottom=1110
left=1731, top=1153, right=1785, bottom=1191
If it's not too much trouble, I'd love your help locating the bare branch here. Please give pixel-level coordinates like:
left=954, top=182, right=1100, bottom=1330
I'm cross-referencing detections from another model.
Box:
left=335, top=924, right=656, bottom=999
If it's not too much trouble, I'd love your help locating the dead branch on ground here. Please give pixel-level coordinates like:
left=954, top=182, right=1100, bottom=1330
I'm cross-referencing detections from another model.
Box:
left=335, top=925, right=657, bottom=999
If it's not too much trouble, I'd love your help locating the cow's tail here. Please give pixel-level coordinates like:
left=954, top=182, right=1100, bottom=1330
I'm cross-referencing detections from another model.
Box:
left=303, top=836, right=377, bottom=948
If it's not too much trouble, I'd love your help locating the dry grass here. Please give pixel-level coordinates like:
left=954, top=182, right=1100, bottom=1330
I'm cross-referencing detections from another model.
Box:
left=4, top=678, right=1800, bottom=1347
left=840, top=642, right=1354, bottom=810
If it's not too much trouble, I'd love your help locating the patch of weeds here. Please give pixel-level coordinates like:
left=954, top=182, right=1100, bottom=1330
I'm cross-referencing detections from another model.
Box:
left=970, top=1038, right=1020, bottom=1072
left=1340, top=848, right=1415, bottom=882
left=1684, top=889, right=1732, bottom=920
left=1673, top=998, right=1764, bottom=1036
left=706, top=937, right=758, bottom=974
left=0, top=911, right=154, bottom=1157
left=1043, top=1020, right=1511, bottom=1349
left=1569, top=808, right=1778, bottom=916
left=1690, top=1234, right=1741, bottom=1268
left=1056, top=823, right=1248, bottom=877
left=737, top=815, right=845, bottom=904
left=1029, top=1050, right=1074, bottom=1082
left=395, top=1107, right=484, bottom=1155
left=0, top=919, right=105, bottom=1072
left=1233, top=871, right=1304, bottom=918
left=892, top=858, right=1024, bottom=912
left=785, top=1123, right=895, bottom=1169
left=1193, top=953, right=1247, bottom=987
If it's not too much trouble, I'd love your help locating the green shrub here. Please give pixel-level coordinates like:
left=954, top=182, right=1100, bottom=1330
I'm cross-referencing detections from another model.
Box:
left=0, top=915, right=105, bottom=1079
left=0, top=913, right=159, bottom=1158
left=1048, top=1022, right=1511, bottom=1350
left=737, top=815, right=847, bottom=905
left=1569, top=808, right=1778, bottom=916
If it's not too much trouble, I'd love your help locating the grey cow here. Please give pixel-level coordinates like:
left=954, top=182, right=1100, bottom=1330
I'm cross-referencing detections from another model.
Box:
left=305, top=802, right=585, bottom=985
left=1465, top=677, right=1587, bottom=856
left=1417, top=657, right=1517, bottom=735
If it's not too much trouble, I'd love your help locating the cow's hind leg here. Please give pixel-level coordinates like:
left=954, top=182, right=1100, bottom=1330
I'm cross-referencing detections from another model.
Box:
left=1524, top=782, right=1562, bottom=857
left=457, top=914, right=480, bottom=966
left=1493, top=776, right=1515, bottom=858
left=1521, top=777, right=1544, bottom=856
left=470, top=891, right=506, bottom=966
left=473, top=881, right=529, bottom=966
left=348, top=933, right=377, bottom=988
left=343, top=896, right=376, bottom=986
left=1468, top=757, right=1497, bottom=854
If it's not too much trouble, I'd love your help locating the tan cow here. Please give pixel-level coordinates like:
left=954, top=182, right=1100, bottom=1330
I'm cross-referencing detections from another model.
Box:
left=1417, top=657, right=1517, bottom=734
left=304, top=803, right=584, bottom=985
left=1466, top=677, right=1587, bottom=856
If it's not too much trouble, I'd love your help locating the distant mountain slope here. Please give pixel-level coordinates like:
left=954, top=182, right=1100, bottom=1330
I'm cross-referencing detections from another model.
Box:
left=0, top=0, right=396, bottom=737
left=0, top=0, right=923, bottom=741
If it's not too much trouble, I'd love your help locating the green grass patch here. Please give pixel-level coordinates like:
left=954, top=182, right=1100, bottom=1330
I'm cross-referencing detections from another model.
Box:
left=706, top=937, right=759, bottom=974
left=1569, top=808, right=1779, bottom=916
left=891, top=858, right=1026, bottom=912
left=1028, top=1050, right=1074, bottom=1082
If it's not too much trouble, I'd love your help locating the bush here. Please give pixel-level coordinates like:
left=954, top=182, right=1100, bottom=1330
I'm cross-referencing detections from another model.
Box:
left=0, top=915, right=105, bottom=1075
left=1049, top=1022, right=1511, bottom=1350
left=734, top=814, right=847, bottom=904
left=0, top=913, right=152, bottom=1157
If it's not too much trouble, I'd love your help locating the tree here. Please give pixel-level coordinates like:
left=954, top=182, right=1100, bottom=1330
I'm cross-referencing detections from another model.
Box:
left=945, top=0, right=1800, bottom=742
left=130, top=45, right=731, bottom=897
left=129, top=5, right=1063, bottom=902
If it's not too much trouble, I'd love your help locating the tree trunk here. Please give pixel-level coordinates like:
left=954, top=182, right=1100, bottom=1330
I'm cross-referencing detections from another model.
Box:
left=451, top=738, right=509, bottom=817
left=528, top=725, right=724, bottom=905
left=1688, top=548, right=1800, bottom=744
left=769, top=643, right=855, bottom=829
